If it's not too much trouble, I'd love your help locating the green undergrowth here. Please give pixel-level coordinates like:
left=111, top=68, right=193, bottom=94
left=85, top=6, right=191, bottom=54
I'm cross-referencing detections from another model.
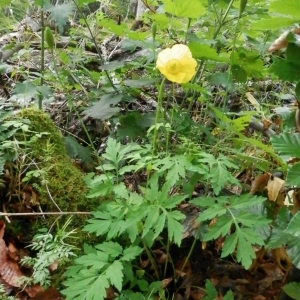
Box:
left=2, top=0, right=300, bottom=299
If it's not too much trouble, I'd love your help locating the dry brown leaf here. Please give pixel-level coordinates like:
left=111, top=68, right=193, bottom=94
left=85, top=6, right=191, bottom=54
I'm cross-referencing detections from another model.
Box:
left=0, top=240, right=24, bottom=287
left=190, top=289, right=205, bottom=300
left=267, top=176, right=285, bottom=202
left=272, top=247, right=291, bottom=271
left=48, top=260, right=59, bottom=272
left=24, top=284, right=44, bottom=298
left=292, top=189, right=300, bottom=215
left=106, top=287, right=116, bottom=300
left=250, top=173, right=270, bottom=195
left=267, top=28, right=300, bottom=52
left=260, top=263, right=284, bottom=281
left=152, top=249, right=168, bottom=265
left=0, top=220, right=5, bottom=239
left=29, top=287, right=63, bottom=300
left=8, top=243, right=19, bottom=261
left=161, top=278, right=172, bottom=289
left=253, top=296, right=266, bottom=300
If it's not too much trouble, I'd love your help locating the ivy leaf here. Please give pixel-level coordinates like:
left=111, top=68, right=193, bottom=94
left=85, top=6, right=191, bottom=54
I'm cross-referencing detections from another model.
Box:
left=105, top=260, right=124, bottom=291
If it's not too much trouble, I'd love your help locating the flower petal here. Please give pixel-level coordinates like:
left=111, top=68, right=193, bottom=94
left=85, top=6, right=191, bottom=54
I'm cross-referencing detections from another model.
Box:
left=156, top=44, right=197, bottom=83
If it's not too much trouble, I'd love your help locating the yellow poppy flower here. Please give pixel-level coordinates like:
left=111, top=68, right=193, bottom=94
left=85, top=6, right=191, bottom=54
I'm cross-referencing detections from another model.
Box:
left=156, top=44, right=197, bottom=83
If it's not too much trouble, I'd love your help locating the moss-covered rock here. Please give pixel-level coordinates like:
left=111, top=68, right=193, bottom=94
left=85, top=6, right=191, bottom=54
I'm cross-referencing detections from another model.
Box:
left=12, top=108, right=89, bottom=214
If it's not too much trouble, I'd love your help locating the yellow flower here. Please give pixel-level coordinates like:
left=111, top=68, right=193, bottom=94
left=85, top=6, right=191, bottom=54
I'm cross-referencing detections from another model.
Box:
left=156, top=44, right=197, bottom=83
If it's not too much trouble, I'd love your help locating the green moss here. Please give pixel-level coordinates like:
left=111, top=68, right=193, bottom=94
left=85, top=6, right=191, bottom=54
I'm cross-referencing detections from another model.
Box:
left=11, top=108, right=91, bottom=214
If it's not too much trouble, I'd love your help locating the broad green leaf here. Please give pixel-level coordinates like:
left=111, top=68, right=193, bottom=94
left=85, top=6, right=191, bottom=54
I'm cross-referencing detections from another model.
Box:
left=75, top=252, right=108, bottom=267
left=190, top=197, right=216, bottom=208
left=266, top=228, right=289, bottom=249
left=203, top=216, right=233, bottom=241
left=223, top=290, right=234, bottom=300
left=286, top=162, right=300, bottom=186
left=167, top=210, right=185, bottom=246
left=163, top=0, right=206, bottom=18
left=87, top=275, right=109, bottom=300
left=285, top=212, right=300, bottom=236
left=45, top=3, right=75, bottom=34
left=287, top=238, right=300, bottom=269
left=271, top=133, right=300, bottom=158
left=188, top=42, right=229, bottom=62
left=163, top=195, right=187, bottom=209
left=235, top=212, right=270, bottom=227
left=286, top=43, right=300, bottom=64
left=153, top=213, right=166, bottom=240
left=0, top=0, right=11, bottom=6
left=204, top=279, right=217, bottom=299
left=231, top=64, right=247, bottom=83
left=222, top=232, right=238, bottom=258
left=295, top=81, right=300, bottom=100
left=142, top=207, right=160, bottom=237
left=270, top=60, right=300, bottom=82
left=105, top=260, right=124, bottom=291
left=95, top=242, right=123, bottom=259
left=251, top=17, right=297, bottom=30
left=271, top=0, right=300, bottom=18
left=84, top=94, right=122, bottom=120
left=230, top=195, right=267, bottom=209
left=197, top=205, right=227, bottom=222
left=236, top=234, right=256, bottom=269
left=240, top=228, right=265, bottom=245
left=121, top=246, right=143, bottom=261
left=282, top=282, right=300, bottom=299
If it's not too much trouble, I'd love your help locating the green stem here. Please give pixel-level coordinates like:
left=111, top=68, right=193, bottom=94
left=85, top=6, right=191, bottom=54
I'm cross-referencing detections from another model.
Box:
left=165, top=83, right=175, bottom=154
left=221, top=6, right=242, bottom=117
left=180, top=0, right=236, bottom=109
left=71, top=0, right=118, bottom=93
left=184, top=18, right=192, bottom=43
left=142, top=239, right=160, bottom=279
left=151, top=77, right=166, bottom=158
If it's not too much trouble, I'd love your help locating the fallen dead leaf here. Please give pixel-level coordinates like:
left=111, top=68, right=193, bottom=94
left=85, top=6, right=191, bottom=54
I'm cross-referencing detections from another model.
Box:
left=292, top=189, right=300, bottom=215
left=267, top=176, right=285, bottom=202
left=250, top=173, right=270, bottom=195
left=267, top=28, right=300, bottom=52
left=161, top=278, right=172, bottom=289
left=29, top=287, right=63, bottom=300
left=0, top=220, right=5, bottom=239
